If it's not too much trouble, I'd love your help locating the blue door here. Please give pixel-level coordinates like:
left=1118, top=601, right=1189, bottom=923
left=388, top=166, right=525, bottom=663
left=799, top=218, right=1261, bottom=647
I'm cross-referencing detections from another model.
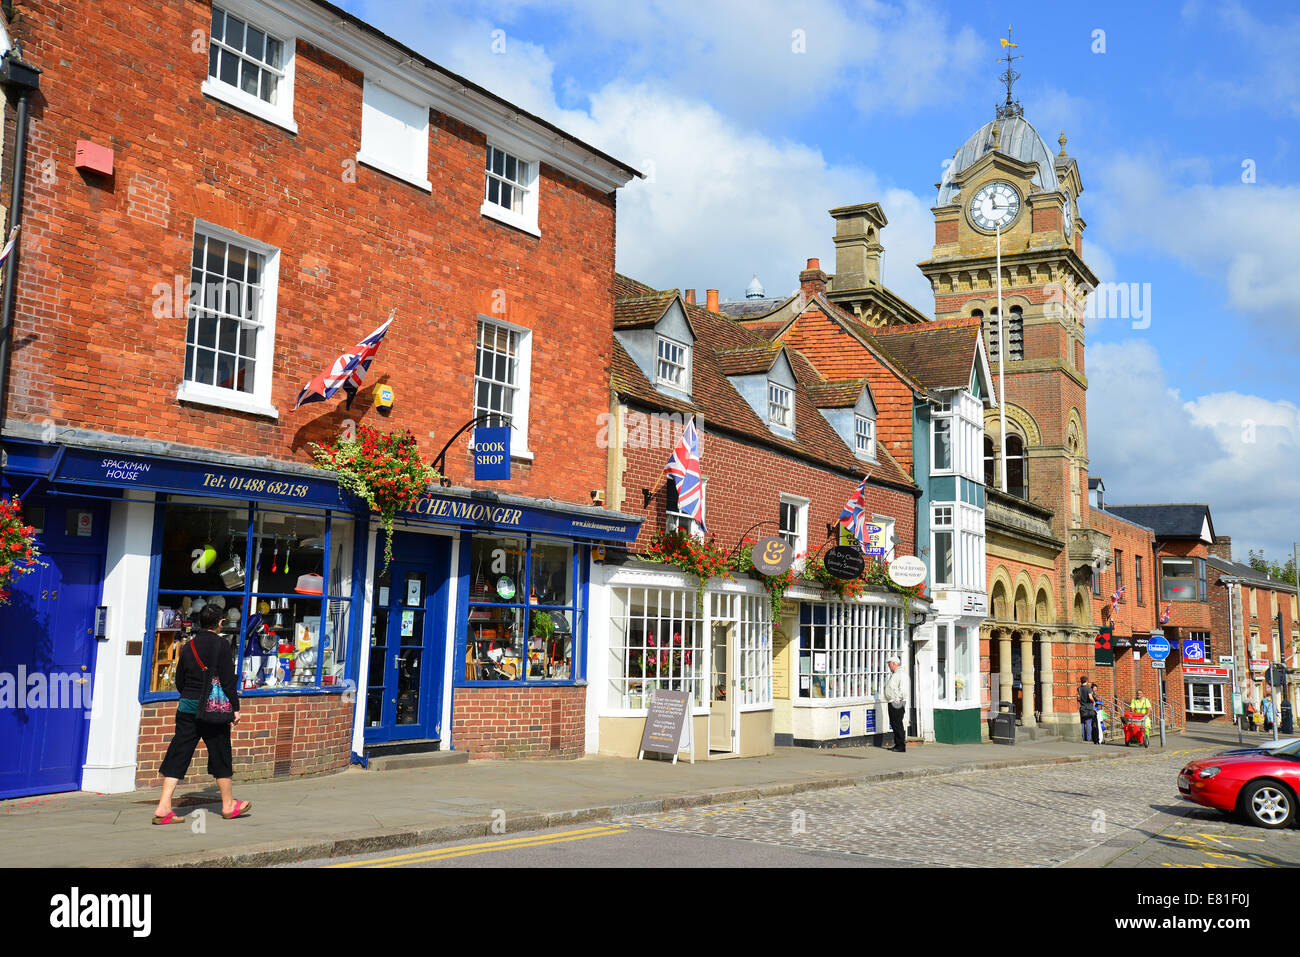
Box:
left=363, top=539, right=450, bottom=744
left=0, top=498, right=107, bottom=799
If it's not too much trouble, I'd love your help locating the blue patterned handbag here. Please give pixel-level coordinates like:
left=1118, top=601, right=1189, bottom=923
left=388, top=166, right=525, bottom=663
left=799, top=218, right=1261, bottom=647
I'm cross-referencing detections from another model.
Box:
left=189, top=638, right=235, bottom=724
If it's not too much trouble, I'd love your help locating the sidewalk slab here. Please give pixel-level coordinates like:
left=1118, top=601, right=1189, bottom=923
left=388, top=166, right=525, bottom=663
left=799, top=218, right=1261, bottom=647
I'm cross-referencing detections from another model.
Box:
left=0, top=734, right=1169, bottom=868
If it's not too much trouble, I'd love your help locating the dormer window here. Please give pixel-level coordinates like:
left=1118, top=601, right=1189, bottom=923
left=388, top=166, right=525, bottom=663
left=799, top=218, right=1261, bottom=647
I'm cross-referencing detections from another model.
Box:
left=656, top=335, right=690, bottom=391
left=768, top=382, right=792, bottom=429
left=855, top=414, right=875, bottom=458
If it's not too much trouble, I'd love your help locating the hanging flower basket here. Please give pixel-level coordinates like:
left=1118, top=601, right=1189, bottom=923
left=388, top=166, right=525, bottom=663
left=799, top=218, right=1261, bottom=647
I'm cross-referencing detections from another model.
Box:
left=0, top=496, right=45, bottom=605
left=309, top=425, right=440, bottom=571
left=643, top=529, right=733, bottom=613
left=806, top=553, right=869, bottom=602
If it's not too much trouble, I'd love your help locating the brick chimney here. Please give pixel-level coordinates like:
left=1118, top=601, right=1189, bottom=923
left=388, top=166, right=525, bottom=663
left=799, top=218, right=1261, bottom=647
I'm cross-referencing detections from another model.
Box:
left=799, top=258, right=829, bottom=297
left=706, top=289, right=719, bottom=312
left=828, top=202, right=888, bottom=292
left=1210, top=536, right=1232, bottom=562
left=684, top=289, right=696, bottom=305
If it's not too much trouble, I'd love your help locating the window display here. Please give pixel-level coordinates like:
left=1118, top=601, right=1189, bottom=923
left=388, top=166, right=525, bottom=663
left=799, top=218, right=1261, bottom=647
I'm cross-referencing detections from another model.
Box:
left=608, top=586, right=705, bottom=709
left=148, top=499, right=354, bottom=697
left=798, top=600, right=904, bottom=700
left=464, top=535, right=580, bottom=683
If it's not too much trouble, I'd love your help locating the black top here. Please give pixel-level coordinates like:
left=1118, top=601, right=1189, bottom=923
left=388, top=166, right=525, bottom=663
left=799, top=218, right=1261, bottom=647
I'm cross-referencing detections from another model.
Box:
left=176, top=630, right=240, bottom=712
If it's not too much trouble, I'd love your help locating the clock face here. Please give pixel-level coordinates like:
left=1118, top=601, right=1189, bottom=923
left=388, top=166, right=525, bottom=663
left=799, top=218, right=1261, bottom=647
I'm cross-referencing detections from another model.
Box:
left=1063, top=189, right=1073, bottom=238
left=969, top=181, right=1021, bottom=231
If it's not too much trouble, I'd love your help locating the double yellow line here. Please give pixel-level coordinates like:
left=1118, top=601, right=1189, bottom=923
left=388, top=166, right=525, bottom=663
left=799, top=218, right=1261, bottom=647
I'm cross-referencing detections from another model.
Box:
left=326, top=825, right=627, bottom=868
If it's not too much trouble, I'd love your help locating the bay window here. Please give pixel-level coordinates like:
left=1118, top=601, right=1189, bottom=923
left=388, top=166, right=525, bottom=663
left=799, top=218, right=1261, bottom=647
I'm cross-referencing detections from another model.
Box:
left=1161, top=558, right=1197, bottom=602
left=798, top=601, right=903, bottom=700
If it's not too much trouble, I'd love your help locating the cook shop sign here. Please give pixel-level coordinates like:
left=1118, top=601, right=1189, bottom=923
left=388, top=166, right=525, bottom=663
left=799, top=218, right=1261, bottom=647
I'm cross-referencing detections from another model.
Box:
left=473, top=427, right=510, bottom=481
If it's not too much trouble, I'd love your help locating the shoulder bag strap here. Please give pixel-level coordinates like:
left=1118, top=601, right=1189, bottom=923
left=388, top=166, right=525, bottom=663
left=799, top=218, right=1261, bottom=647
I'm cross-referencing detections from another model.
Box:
left=189, top=637, right=206, bottom=671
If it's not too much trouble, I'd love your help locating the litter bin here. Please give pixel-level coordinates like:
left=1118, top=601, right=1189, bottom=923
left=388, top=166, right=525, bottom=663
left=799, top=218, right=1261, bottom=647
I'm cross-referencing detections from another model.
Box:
left=1282, top=700, right=1293, bottom=736
left=990, top=701, right=1016, bottom=746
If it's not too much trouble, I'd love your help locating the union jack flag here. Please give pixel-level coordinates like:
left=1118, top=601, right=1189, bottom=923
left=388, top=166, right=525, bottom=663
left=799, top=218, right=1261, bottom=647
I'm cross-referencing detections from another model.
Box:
left=293, top=314, right=393, bottom=411
left=665, top=418, right=705, bottom=530
left=1110, top=584, right=1125, bottom=608
left=838, top=477, right=871, bottom=550
left=1159, top=603, right=1171, bottom=625
left=0, top=224, right=19, bottom=266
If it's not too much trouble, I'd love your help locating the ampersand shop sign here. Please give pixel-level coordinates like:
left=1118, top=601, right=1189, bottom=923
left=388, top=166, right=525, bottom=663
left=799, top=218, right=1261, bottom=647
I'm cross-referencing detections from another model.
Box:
left=473, top=427, right=511, bottom=481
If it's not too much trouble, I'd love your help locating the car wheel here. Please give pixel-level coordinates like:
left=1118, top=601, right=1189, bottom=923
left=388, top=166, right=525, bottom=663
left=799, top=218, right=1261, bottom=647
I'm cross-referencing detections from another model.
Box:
left=1240, top=779, right=1296, bottom=829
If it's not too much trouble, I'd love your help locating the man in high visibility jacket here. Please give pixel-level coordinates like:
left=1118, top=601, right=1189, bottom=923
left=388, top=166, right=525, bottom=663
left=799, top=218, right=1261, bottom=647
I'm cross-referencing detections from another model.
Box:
left=1129, top=689, right=1153, bottom=735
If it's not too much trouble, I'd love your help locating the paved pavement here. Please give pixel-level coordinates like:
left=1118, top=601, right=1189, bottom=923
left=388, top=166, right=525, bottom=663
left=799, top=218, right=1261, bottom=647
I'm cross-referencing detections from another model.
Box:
left=1, top=731, right=1126, bottom=867
left=0, top=723, right=1277, bottom=868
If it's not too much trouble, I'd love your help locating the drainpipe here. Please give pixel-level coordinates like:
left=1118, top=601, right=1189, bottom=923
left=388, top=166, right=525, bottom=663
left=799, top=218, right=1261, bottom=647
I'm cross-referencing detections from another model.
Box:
left=0, top=44, right=42, bottom=482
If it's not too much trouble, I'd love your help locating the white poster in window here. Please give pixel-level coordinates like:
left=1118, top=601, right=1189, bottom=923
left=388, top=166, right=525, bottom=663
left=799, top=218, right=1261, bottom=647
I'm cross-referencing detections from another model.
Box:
left=799, top=675, right=810, bottom=691
left=813, top=652, right=827, bottom=673
left=407, top=578, right=422, bottom=606
left=378, top=586, right=390, bottom=606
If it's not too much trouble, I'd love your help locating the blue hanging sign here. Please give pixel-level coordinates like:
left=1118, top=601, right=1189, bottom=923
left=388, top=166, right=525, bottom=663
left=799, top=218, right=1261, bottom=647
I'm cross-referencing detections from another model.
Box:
left=473, top=427, right=511, bottom=481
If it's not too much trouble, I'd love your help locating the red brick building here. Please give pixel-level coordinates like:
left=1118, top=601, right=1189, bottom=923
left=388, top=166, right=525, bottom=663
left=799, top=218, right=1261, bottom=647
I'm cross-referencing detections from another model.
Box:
left=590, top=273, right=922, bottom=756
left=1207, top=538, right=1299, bottom=729
left=0, top=0, right=640, bottom=797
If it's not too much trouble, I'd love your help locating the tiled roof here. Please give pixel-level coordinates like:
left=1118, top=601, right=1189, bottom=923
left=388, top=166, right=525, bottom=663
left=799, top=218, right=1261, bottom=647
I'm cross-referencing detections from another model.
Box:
left=715, top=344, right=781, bottom=375
left=803, top=380, right=866, bottom=409
left=611, top=280, right=916, bottom=491
left=866, top=317, right=982, bottom=390
left=717, top=297, right=789, bottom=320
left=1207, top=556, right=1298, bottom=593
left=1106, top=504, right=1215, bottom=540
left=613, top=291, right=678, bottom=329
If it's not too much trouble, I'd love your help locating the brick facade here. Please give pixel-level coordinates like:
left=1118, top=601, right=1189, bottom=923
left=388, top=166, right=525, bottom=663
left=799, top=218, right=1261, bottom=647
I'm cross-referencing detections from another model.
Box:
left=7, top=0, right=621, bottom=507
left=136, top=694, right=352, bottom=788
left=451, top=685, right=585, bottom=759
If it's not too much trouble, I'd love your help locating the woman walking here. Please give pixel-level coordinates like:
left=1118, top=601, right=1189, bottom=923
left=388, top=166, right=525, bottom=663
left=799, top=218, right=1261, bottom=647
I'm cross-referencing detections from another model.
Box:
left=151, top=603, right=250, bottom=824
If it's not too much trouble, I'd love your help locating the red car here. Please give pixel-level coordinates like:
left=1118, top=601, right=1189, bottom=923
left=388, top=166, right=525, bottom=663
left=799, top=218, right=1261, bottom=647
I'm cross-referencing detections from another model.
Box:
left=1178, top=739, right=1300, bottom=828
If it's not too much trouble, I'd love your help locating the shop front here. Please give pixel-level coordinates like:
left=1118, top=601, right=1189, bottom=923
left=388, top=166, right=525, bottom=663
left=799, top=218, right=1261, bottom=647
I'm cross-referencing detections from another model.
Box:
left=924, top=590, right=984, bottom=744
left=360, top=493, right=642, bottom=760
left=1184, top=665, right=1230, bottom=721
left=589, top=562, right=774, bottom=759
left=1, top=435, right=365, bottom=793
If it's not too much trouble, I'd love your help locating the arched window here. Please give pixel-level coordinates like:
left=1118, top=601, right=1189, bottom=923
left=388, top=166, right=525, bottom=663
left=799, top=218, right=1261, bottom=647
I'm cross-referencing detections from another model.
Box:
left=984, top=436, right=996, bottom=487
left=1006, top=434, right=1028, bottom=499
left=971, top=308, right=984, bottom=319
left=1007, top=306, right=1024, bottom=360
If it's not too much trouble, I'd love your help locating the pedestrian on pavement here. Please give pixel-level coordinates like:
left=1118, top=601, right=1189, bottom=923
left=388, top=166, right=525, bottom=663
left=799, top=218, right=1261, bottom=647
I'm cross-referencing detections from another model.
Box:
left=1077, top=674, right=1097, bottom=744
left=1092, top=682, right=1107, bottom=741
left=1129, top=689, right=1153, bottom=738
left=151, top=603, right=250, bottom=825
left=885, top=654, right=907, bottom=753
left=1262, top=696, right=1275, bottom=733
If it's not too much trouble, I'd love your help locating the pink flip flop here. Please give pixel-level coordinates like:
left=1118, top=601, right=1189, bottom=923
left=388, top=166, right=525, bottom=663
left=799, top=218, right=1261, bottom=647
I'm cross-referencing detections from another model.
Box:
left=222, top=800, right=252, bottom=820
left=151, top=811, right=186, bottom=825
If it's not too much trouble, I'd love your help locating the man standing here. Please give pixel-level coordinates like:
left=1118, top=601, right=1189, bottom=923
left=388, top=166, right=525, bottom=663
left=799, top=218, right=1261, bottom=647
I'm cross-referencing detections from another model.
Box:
left=1077, top=674, right=1097, bottom=744
left=885, top=654, right=907, bottom=753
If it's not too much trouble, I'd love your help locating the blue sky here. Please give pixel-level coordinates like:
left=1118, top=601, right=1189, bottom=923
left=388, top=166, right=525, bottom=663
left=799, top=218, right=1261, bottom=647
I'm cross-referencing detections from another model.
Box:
left=338, top=0, right=1299, bottom=564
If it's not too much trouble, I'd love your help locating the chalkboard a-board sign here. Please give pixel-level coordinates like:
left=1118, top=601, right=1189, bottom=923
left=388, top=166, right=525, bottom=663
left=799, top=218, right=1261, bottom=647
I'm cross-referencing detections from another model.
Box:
left=637, top=688, right=695, bottom=764
left=823, top=545, right=866, bottom=581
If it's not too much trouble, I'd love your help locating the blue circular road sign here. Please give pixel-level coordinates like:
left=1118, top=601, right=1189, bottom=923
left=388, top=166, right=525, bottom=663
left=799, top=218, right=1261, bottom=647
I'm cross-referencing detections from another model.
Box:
left=1147, top=634, right=1170, bottom=661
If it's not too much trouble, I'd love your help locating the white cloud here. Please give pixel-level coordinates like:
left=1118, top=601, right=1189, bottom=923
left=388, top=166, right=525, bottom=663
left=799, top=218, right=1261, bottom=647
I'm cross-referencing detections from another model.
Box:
left=1089, top=341, right=1300, bottom=563
left=1090, top=154, right=1300, bottom=348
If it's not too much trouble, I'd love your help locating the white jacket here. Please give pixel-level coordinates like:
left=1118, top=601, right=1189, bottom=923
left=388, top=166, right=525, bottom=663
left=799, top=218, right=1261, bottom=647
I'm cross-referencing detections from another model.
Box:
left=885, top=667, right=907, bottom=706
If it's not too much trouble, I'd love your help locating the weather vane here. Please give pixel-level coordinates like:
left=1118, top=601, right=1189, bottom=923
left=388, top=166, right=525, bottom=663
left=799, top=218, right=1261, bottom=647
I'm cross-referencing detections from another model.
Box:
left=996, top=26, right=1023, bottom=120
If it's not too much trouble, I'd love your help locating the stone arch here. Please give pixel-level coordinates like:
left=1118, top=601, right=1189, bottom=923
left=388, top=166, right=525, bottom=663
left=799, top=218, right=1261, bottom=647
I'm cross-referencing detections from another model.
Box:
left=1013, top=572, right=1034, bottom=623
left=1065, top=407, right=1086, bottom=459
left=984, top=403, right=1042, bottom=447
left=1072, top=588, right=1090, bottom=626
left=1034, top=577, right=1054, bottom=624
left=990, top=569, right=1013, bottom=621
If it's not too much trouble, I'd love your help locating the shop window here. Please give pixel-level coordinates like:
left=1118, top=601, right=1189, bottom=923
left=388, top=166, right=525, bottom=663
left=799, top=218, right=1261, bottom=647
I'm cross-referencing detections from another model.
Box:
left=1161, top=558, right=1197, bottom=602
left=464, top=535, right=579, bottom=683
left=1186, top=682, right=1225, bottom=715
left=148, top=501, right=353, bottom=696
left=936, top=624, right=948, bottom=702
left=798, top=601, right=904, bottom=700
left=953, top=627, right=973, bottom=703
left=608, top=586, right=705, bottom=709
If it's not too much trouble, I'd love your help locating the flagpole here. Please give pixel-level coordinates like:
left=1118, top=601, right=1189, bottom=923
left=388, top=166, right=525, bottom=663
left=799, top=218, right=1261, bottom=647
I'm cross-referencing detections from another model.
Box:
left=996, top=219, right=1007, bottom=493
